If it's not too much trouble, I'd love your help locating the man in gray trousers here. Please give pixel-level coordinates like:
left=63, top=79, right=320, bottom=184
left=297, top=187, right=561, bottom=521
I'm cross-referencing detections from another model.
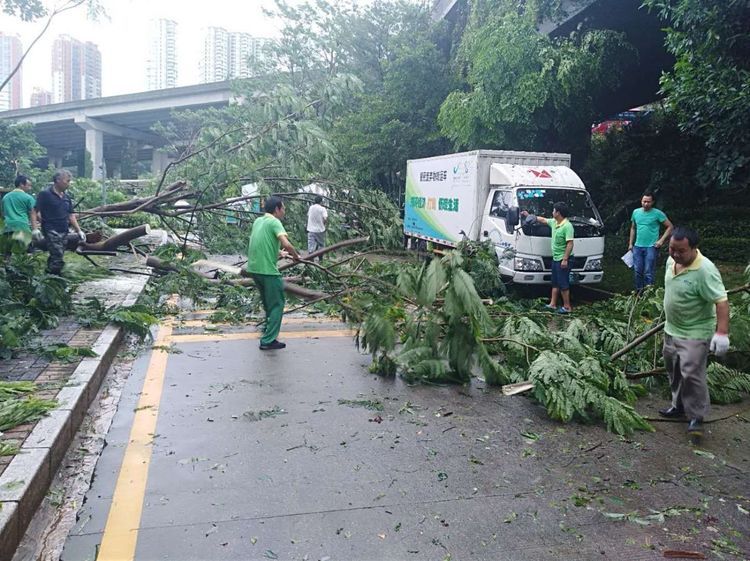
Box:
left=658, top=226, right=730, bottom=439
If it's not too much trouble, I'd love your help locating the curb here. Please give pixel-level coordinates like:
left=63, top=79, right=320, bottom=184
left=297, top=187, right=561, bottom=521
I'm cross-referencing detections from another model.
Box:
left=0, top=275, right=149, bottom=560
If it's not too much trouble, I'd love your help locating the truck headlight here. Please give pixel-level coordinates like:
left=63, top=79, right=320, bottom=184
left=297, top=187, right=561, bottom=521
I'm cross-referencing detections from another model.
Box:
left=514, top=257, right=543, bottom=271
left=584, top=258, right=602, bottom=271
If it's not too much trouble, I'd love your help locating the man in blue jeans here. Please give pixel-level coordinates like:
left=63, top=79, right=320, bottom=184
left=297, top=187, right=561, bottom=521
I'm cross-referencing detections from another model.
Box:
left=628, top=191, right=673, bottom=292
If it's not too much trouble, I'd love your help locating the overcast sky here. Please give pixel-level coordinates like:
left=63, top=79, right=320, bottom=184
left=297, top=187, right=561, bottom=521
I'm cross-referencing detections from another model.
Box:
left=0, top=0, right=293, bottom=105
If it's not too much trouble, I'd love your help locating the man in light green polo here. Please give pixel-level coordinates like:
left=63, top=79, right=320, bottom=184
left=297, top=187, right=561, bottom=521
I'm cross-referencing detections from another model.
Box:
left=521, top=202, right=575, bottom=313
left=247, top=195, right=300, bottom=350
left=2, top=175, right=40, bottom=254
left=659, top=226, right=729, bottom=438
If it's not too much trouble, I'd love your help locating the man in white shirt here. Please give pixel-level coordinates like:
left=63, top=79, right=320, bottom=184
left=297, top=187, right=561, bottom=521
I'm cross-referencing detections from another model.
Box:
left=306, top=195, right=328, bottom=259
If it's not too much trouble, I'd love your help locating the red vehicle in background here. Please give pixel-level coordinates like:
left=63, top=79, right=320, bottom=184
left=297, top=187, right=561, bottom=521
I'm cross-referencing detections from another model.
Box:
left=591, top=107, right=651, bottom=137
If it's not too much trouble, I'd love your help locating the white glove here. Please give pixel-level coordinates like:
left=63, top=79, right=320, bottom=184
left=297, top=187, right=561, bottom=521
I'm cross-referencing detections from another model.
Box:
left=31, top=229, right=43, bottom=242
left=78, top=230, right=86, bottom=242
left=709, top=333, right=730, bottom=357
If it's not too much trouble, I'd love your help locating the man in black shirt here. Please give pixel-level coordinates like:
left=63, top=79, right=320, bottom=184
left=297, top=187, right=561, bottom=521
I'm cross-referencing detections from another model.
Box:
left=35, top=170, right=85, bottom=275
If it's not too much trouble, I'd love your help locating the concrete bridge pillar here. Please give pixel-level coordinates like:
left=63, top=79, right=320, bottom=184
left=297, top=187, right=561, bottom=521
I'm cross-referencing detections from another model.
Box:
left=151, top=149, right=171, bottom=176
left=84, top=128, right=106, bottom=180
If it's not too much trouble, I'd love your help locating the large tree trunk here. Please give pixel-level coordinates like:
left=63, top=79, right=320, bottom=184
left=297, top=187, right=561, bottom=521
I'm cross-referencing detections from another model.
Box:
left=32, top=225, right=153, bottom=254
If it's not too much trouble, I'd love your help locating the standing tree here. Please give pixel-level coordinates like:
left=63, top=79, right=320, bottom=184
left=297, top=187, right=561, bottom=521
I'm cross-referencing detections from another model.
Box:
left=643, top=0, right=750, bottom=188
left=0, top=120, right=45, bottom=185
left=438, top=12, right=635, bottom=163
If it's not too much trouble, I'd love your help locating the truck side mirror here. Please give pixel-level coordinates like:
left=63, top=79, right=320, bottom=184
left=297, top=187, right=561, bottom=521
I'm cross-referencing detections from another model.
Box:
left=506, top=206, right=519, bottom=234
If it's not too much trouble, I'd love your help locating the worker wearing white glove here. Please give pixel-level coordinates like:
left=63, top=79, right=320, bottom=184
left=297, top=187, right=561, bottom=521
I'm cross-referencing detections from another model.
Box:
left=77, top=230, right=86, bottom=243
left=659, top=226, right=730, bottom=439
left=709, top=333, right=730, bottom=357
left=31, top=229, right=44, bottom=242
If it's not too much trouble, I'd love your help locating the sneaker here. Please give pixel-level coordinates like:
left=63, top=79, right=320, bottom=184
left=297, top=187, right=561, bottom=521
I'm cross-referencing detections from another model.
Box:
left=557, top=307, right=571, bottom=314
left=543, top=304, right=556, bottom=311
left=260, top=340, right=286, bottom=350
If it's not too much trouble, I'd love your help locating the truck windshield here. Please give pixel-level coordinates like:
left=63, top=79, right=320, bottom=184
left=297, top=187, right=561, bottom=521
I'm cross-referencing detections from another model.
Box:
left=517, top=188, right=603, bottom=238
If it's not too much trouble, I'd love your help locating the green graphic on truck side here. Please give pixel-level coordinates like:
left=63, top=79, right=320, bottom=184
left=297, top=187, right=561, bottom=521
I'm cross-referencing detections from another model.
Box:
left=403, top=173, right=458, bottom=243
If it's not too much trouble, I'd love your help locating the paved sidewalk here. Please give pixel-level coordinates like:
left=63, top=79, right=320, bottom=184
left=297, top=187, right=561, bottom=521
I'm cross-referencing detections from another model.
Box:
left=0, top=255, right=152, bottom=557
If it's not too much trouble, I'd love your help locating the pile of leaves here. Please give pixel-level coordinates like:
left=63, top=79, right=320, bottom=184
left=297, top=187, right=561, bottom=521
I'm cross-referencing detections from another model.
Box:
left=0, top=241, right=72, bottom=359
left=0, top=381, right=56, bottom=433
left=348, top=247, right=750, bottom=435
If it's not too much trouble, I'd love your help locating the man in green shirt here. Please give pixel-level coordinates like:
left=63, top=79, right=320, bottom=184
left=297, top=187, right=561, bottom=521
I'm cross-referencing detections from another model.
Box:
left=521, top=202, right=575, bottom=313
left=247, top=196, right=301, bottom=350
left=2, top=175, right=40, bottom=252
left=628, top=191, right=673, bottom=292
left=659, top=226, right=729, bottom=438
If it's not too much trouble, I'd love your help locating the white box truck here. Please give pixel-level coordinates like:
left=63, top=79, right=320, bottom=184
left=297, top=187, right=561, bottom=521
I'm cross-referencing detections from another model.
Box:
left=404, top=150, right=605, bottom=284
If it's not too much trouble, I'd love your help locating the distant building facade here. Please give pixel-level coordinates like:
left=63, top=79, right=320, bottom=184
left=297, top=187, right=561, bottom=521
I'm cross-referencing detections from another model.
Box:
left=0, top=33, right=23, bottom=110
left=51, top=35, right=101, bottom=103
left=146, top=18, right=178, bottom=90
left=201, top=27, right=269, bottom=82
left=30, top=87, right=53, bottom=107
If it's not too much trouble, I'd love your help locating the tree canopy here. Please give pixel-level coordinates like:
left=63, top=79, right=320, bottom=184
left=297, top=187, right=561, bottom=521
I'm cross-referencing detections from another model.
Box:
left=438, top=12, right=635, bottom=163
left=644, top=0, right=750, bottom=187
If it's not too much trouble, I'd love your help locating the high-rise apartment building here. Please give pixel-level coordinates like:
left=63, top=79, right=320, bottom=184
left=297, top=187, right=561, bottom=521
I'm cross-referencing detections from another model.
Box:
left=202, top=27, right=269, bottom=83
left=0, top=33, right=23, bottom=111
left=201, top=26, right=228, bottom=83
left=51, top=35, right=101, bottom=103
left=30, top=87, right=53, bottom=107
left=146, top=18, right=178, bottom=90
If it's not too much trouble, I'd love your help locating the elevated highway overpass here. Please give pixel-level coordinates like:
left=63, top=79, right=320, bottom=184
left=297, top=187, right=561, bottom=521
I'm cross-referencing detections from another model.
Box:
left=0, top=81, right=233, bottom=180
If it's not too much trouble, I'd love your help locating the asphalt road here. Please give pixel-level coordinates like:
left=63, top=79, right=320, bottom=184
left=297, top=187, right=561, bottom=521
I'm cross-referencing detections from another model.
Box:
left=58, top=313, right=750, bottom=561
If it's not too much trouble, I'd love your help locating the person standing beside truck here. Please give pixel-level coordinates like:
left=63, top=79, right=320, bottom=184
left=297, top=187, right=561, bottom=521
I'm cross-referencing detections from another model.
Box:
left=628, top=191, right=673, bottom=292
left=658, top=226, right=729, bottom=439
left=521, top=202, right=575, bottom=313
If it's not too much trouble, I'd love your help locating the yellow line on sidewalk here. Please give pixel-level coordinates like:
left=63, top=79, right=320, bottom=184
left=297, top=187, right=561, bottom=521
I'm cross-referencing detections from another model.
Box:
left=170, top=329, right=356, bottom=344
left=97, top=322, right=173, bottom=561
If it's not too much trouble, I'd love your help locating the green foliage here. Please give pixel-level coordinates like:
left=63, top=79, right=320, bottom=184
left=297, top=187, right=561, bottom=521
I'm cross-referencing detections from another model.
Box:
left=438, top=13, right=635, bottom=160
left=707, top=363, right=750, bottom=405
left=0, top=381, right=35, bottom=400
left=357, top=250, right=498, bottom=385
left=0, top=441, right=20, bottom=456
left=456, top=240, right=505, bottom=298
left=74, top=298, right=159, bottom=339
left=0, top=254, right=72, bottom=358
left=0, top=121, right=45, bottom=185
left=526, top=350, right=652, bottom=435
left=0, top=394, right=56, bottom=431
left=37, top=343, right=97, bottom=362
left=643, top=0, right=750, bottom=187
left=581, top=111, right=707, bottom=226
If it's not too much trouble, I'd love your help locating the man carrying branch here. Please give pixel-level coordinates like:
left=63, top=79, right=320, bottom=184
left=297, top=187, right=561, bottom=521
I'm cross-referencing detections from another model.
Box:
left=247, top=196, right=300, bottom=350
left=659, top=226, right=730, bottom=439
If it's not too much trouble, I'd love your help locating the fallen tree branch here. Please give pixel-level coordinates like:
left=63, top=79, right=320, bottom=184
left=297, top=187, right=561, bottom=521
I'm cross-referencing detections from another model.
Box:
left=611, top=283, right=750, bottom=362
left=626, top=367, right=667, bottom=380
left=78, top=181, right=187, bottom=217
left=279, top=237, right=370, bottom=270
